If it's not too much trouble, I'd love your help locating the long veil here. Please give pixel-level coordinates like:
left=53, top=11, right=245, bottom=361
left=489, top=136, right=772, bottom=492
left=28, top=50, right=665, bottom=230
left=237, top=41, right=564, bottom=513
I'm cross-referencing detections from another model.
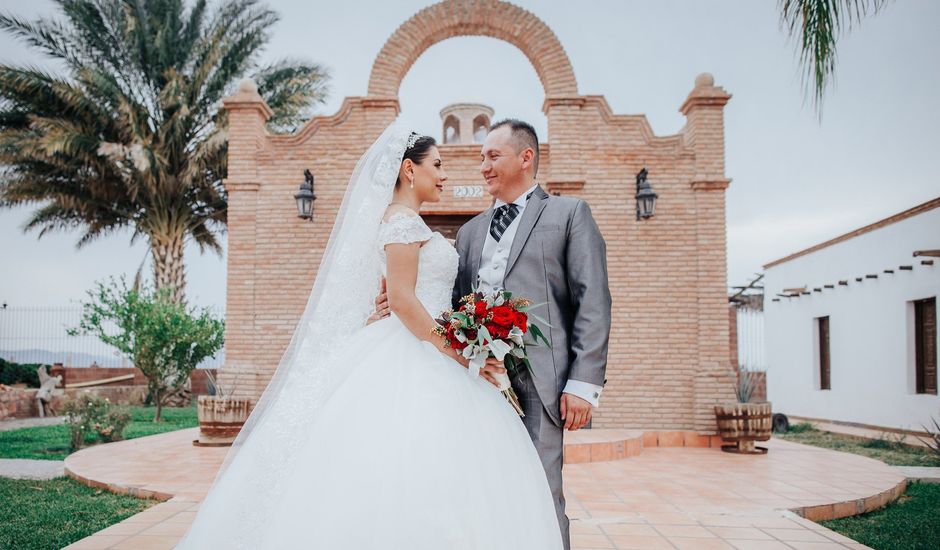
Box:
left=181, top=120, right=416, bottom=548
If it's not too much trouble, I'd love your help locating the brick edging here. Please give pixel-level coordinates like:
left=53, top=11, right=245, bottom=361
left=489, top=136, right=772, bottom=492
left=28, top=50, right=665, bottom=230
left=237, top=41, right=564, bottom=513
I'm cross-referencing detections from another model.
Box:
left=64, top=464, right=173, bottom=502
left=792, top=479, right=908, bottom=522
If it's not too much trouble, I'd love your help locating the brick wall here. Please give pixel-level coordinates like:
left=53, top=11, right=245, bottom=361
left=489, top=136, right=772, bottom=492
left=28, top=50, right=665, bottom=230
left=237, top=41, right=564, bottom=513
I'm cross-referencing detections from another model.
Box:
left=0, top=386, right=150, bottom=420
left=53, top=365, right=148, bottom=387
left=218, top=0, right=737, bottom=432
left=48, top=364, right=216, bottom=394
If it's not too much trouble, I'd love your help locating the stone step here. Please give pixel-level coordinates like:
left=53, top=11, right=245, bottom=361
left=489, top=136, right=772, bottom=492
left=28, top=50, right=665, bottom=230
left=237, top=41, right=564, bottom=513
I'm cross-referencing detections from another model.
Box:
left=563, top=429, right=729, bottom=464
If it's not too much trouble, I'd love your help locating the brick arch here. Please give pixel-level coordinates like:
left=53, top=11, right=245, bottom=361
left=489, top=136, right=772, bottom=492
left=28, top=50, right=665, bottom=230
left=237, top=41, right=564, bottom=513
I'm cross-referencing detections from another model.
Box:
left=367, top=0, right=578, bottom=98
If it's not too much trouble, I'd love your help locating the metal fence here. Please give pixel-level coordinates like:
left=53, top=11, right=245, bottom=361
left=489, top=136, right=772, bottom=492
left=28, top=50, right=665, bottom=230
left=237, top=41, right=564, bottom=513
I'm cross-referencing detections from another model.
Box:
left=736, top=306, right=765, bottom=370
left=0, top=305, right=225, bottom=369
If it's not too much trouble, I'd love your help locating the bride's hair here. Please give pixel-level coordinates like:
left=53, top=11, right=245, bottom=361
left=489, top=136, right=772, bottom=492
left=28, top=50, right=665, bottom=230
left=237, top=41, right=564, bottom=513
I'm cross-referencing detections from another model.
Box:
left=396, top=133, right=436, bottom=187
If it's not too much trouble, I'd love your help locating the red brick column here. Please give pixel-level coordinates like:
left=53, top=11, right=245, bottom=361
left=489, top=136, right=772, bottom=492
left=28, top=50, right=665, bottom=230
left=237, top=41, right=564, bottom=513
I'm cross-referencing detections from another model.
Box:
left=681, top=75, right=738, bottom=431
left=219, top=81, right=273, bottom=398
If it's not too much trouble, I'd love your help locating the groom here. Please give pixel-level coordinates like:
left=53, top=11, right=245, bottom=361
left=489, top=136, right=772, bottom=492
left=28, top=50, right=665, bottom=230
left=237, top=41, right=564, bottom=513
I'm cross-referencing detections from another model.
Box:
left=377, top=119, right=611, bottom=549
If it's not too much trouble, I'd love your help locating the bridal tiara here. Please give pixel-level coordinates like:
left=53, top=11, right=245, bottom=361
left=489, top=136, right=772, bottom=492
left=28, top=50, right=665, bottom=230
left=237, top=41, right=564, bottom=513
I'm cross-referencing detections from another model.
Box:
left=372, top=128, right=423, bottom=190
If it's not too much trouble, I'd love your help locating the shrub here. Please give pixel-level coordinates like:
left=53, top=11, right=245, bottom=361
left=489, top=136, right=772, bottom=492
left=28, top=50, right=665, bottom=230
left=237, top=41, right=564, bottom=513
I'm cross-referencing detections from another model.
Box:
left=61, top=393, right=131, bottom=450
left=787, top=422, right=816, bottom=434
left=0, top=358, right=43, bottom=387
left=70, top=277, right=224, bottom=421
left=94, top=408, right=132, bottom=443
left=863, top=431, right=907, bottom=450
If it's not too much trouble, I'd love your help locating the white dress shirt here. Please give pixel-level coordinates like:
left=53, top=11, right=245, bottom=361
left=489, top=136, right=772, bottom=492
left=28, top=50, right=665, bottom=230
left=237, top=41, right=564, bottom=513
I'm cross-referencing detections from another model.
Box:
left=477, top=184, right=604, bottom=408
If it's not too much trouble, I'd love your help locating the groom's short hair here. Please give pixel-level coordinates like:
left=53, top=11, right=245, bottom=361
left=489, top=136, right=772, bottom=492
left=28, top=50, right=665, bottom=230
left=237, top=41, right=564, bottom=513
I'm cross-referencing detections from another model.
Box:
left=490, top=119, right=539, bottom=176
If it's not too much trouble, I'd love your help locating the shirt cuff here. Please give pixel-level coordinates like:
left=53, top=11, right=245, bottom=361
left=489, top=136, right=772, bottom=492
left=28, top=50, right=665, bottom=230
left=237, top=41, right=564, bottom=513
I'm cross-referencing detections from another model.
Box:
left=563, top=379, right=603, bottom=408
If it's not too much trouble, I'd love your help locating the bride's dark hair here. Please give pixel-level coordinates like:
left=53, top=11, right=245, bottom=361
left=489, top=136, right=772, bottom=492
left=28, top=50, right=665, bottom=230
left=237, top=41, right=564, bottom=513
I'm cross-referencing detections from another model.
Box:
left=396, top=133, right=436, bottom=187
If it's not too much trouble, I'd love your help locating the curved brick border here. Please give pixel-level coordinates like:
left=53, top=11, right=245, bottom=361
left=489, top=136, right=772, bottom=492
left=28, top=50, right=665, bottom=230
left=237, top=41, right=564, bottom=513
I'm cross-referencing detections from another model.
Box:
left=367, top=0, right=578, bottom=98
left=795, top=479, right=909, bottom=522
left=65, top=464, right=173, bottom=502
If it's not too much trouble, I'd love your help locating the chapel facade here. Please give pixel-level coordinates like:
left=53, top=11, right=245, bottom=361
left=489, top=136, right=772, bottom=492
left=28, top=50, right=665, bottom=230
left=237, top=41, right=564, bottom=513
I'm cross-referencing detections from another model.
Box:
left=220, top=0, right=736, bottom=433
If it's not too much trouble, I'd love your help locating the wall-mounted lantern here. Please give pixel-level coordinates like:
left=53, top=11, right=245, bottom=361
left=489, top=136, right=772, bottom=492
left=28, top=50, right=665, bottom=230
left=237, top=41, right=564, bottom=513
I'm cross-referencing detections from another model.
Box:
left=635, top=167, right=658, bottom=221
left=294, top=169, right=317, bottom=220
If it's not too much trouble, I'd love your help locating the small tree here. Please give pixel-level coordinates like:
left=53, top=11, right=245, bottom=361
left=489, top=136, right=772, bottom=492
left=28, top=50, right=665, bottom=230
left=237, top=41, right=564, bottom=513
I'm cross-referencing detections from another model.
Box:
left=71, top=277, right=224, bottom=421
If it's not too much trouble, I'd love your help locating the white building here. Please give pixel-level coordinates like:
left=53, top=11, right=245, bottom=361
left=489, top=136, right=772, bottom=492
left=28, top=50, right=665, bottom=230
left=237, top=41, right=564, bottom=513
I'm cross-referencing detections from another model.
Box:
left=763, top=197, right=939, bottom=433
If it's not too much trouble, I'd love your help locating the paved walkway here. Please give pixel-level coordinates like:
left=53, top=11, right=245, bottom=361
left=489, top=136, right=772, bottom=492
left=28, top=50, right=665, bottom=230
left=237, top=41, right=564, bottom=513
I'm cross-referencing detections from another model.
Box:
left=893, top=466, right=940, bottom=483
left=0, top=458, right=64, bottom=480
left=0, top=415, right=65, bottom=431
left=0, top=417, right=66, bottom=480
left=60, top=428, right=906, bottom=549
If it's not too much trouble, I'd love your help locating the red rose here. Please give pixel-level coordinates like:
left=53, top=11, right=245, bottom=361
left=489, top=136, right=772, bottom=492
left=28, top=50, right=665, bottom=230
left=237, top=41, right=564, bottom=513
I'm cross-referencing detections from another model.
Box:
left=485, top=322, right=510, bottom=340
left=514, top=311, right=528, bottom=333
left=490, top=306, right=515, bottom=328
left=473, top=300, right=488, bottom=319
left=446, top=326, right=467, bottom=351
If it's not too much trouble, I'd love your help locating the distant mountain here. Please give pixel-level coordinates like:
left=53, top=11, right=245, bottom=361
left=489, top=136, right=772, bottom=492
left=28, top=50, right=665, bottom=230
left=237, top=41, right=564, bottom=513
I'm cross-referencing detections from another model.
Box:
left=0, top=349, right=224, bottom=368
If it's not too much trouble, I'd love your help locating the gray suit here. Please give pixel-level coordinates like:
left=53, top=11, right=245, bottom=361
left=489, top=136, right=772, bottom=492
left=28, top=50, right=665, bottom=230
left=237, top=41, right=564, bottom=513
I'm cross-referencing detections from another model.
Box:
left=453, top=185, right=612, bottom=550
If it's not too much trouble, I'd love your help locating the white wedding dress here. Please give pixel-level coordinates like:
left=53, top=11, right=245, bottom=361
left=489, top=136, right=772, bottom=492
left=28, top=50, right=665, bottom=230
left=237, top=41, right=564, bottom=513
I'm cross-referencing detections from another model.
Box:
left=176, top=212, right=564, bottom=549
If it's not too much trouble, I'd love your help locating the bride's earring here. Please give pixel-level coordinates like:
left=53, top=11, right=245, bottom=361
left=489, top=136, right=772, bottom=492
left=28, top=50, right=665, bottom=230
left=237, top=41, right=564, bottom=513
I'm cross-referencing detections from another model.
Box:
left=409, top=177, right=414, bottom=189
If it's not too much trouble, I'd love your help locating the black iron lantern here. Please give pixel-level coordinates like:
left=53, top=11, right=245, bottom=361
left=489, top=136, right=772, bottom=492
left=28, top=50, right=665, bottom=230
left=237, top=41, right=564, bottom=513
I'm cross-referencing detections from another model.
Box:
left=294, top=169, right=317, bottom=220
left=635, top=167, right=658, bottom=221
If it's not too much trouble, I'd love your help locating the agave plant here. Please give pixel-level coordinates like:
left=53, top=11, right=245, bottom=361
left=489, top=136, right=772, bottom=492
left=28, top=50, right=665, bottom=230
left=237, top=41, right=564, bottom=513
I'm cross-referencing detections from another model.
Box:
left=918, top=416, right=940, bottom=462
left=734, top=364, right=763, bottom=404
left=0, top=0, right=329, bottom=303
left=203, top=367, right=237, bottom=399
left=778, top=0, right=891, bottom=116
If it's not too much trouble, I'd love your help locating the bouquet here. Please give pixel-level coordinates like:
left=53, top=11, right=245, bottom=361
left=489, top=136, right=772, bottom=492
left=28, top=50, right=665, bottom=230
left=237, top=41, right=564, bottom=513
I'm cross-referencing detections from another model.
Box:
left=433, top=288, right=551, bottom=416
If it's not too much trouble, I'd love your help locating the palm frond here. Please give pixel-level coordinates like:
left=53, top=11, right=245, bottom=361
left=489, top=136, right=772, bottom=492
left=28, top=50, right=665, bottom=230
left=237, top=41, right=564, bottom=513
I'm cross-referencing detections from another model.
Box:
left=779, top=0, right=891, bottom=117
left=254, top=59, right=330, bottom=133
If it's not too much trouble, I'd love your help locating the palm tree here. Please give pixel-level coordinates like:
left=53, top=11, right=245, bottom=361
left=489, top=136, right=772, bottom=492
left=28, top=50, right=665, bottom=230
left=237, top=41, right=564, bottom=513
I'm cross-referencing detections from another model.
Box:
left=779, top=0, right=891, bottom=116
left=0, top=0, right=329, bottom=303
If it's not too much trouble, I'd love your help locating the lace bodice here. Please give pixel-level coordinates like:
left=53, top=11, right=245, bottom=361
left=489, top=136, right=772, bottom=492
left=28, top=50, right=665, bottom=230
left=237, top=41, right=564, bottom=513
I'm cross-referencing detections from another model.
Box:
left=378, top=213, right=459, bottom=317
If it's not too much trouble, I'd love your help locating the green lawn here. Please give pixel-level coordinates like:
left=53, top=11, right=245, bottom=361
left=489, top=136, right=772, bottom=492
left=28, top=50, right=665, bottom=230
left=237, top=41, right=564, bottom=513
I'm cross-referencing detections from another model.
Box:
left=0, top=476, right=155, bottom=550
left=776, top=423, right=940, bottom=467
left=0, top=405, right=197, bottom=460
left=820, top=482, right=940, bottom=550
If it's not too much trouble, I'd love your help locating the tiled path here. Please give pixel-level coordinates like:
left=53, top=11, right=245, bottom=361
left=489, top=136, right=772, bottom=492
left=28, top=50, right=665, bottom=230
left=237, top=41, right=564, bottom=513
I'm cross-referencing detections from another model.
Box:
left=0, top=457, right=64, bottom=479
left=62, top=429, right=907, bottom=549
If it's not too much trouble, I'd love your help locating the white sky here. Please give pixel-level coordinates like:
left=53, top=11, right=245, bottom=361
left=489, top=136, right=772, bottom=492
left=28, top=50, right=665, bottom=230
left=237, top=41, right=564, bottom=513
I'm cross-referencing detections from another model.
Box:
left=1, top=0, right=937, bottom=310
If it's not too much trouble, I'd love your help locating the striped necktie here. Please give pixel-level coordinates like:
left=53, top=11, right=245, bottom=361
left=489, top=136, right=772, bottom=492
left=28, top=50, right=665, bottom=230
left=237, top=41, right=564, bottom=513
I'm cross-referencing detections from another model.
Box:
left=489, top=203, right=520, bottom=242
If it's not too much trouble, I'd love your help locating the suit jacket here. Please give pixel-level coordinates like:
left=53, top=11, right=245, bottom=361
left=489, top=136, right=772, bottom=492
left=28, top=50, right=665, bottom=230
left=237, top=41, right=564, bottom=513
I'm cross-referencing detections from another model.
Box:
left=453, top=185, right=612, bottom=427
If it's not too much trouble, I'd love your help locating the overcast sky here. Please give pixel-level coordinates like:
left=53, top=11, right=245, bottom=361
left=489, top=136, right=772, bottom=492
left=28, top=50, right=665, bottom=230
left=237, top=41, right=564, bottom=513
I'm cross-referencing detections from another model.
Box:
left=1, top=0, right=937, bottom=311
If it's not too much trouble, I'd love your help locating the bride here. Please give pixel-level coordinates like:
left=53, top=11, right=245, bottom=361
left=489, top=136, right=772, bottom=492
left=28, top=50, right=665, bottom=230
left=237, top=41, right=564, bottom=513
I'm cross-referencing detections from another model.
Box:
left=176, top=122, right=564, bottom=549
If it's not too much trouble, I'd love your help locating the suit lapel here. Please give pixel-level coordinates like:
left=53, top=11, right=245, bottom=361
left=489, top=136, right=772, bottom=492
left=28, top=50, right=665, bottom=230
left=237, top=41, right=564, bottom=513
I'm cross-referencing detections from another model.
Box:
left=505, top=185, right=549, bottom=277
left=468, top=207, right=496, bottom=287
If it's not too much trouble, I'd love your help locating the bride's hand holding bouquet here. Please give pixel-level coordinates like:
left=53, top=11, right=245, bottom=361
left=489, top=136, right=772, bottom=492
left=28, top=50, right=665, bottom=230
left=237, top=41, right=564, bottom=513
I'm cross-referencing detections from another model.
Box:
left=433, top=288, right=551, bottom=416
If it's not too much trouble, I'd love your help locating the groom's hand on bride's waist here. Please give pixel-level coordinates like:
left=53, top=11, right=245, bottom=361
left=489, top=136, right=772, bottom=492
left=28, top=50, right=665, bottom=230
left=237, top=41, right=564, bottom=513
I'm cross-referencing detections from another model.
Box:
left=367, top=276, right=391, bottom=325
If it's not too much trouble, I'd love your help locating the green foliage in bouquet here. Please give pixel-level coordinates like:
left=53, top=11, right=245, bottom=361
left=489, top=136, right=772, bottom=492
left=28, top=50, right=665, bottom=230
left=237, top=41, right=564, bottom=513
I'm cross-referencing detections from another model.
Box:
left=437, top=288, right=551, bottom=378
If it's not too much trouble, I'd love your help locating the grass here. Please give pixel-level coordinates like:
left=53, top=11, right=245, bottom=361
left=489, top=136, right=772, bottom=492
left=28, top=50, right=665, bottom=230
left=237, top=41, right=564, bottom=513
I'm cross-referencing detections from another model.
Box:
left=819, top=482, right=940, bottom=550
left=0, top=405, right=197, bottom=460
left=0, top=476, right=155, bottom=550
left=776, top=422, right=940, bottom=467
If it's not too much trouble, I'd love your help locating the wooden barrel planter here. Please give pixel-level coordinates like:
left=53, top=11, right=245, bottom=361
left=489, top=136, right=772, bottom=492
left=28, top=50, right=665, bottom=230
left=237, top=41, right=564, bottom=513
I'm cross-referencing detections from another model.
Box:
left=715, top=402, right=772, bottom=454
left=194, top=395, right=253, bottom=447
